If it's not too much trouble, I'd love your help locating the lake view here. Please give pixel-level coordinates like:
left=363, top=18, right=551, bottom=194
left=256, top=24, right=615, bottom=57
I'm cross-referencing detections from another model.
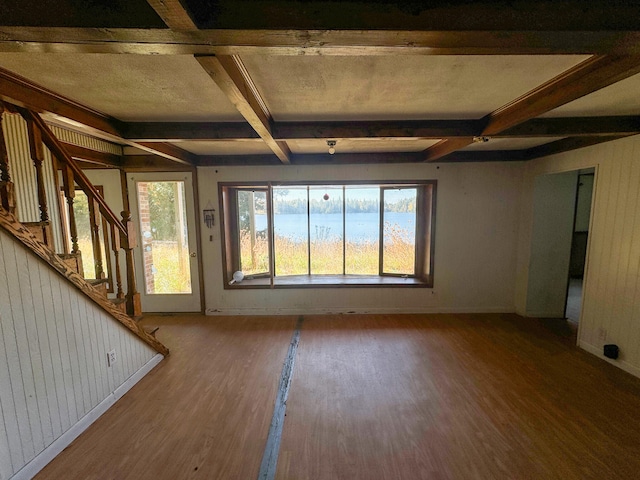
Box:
left=254, top=212, right=416, bottom=243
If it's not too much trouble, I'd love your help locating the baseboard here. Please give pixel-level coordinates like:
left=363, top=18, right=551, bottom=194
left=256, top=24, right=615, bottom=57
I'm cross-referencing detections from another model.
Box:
left=11, top=354, right=164, bottom=480
left=206, top=306, right=514, bottom=316
left=523, top=311, right=566, bottom=319
left=578, top=341, right=640, bottom=379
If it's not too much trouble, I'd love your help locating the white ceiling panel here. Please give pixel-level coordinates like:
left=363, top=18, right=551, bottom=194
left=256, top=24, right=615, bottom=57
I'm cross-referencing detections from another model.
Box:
left=0, top=53, right=244, bottom=122
left=242, top=55, right=590, bottom=121
left=461, top=137, right=566, bottom=151
left=173, top=140, right=273, bottom=155
left=288, top=138, right=440, bottom=154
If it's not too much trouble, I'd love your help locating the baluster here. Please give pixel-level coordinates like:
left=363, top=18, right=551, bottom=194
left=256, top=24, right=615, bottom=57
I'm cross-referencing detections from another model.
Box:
left=61, top=164, right=79, bottom=254
left=101, top=212, right=112, bottom=289
left=26, top=118, right=49, bottom=222
left=121, top=210, right=141, bottom=317
left=0, top=105, right=17, bottom=214
left=88, top=196, right=105, bottom=279
left=110, top=222, right=124, bottom=300
left=26, top=118, right=56, bottom=248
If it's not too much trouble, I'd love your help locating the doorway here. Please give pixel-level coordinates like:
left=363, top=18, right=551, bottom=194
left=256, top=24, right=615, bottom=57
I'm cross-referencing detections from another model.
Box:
left=128, top=172, right=201, bottom=312
left=525, top=168, right=595, bottom=322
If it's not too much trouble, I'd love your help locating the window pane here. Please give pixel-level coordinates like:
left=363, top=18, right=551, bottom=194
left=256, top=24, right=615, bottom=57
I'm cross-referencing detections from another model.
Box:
left=309, top=186, right=343, bottom=274
left=382, top=188, right=417, bottom=275
left=273, top=186, right=309, bottom=276
left=137, top=181, right=192, bottom=294
left=237, top=190, right=269, bottom=276
left=345, top=187, right=380, bottom=275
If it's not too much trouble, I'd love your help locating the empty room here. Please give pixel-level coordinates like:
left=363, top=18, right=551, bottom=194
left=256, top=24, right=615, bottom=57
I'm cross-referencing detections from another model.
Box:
left=1, top=1, right=640, bottom=479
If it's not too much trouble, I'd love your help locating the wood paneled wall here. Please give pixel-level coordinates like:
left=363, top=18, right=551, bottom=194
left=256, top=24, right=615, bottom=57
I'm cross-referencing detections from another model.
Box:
left=0, top=229, right=157, bottom=480
left=517, top=134, right=640, bottom=377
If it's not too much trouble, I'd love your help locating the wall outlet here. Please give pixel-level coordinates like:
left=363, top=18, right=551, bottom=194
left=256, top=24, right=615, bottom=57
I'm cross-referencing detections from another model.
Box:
left=107, top=349, right=117, bottom=367
left=597, top=327, right=607, bottom=342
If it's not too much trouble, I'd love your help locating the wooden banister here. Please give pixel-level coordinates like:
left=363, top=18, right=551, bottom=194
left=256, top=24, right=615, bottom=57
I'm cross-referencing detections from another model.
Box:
left=17, top=107, right=128, bottom=237
left=12, top=105, right=141, bottom=318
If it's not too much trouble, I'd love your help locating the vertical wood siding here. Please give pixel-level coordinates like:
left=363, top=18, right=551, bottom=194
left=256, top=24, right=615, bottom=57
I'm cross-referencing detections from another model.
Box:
left=49, top=126, right=122, bottom=155
left=520, top=135, right=640, bottom=376
left=0, top=229, right=156, bottom=479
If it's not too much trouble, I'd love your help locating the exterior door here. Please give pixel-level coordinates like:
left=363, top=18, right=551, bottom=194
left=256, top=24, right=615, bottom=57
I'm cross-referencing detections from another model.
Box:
left=128, top=172, right=201, bottom=312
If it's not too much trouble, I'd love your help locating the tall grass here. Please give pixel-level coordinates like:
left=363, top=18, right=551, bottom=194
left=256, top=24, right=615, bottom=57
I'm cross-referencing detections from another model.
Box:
left=148, top=242, right=192, bottom=294
left=239, top=222, right=415, bottom=276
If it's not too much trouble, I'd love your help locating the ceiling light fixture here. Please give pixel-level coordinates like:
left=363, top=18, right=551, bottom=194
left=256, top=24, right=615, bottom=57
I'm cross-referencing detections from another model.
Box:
left=473, top=136, right=490, bottom=143
left=327, top=140, right=337, bottom=155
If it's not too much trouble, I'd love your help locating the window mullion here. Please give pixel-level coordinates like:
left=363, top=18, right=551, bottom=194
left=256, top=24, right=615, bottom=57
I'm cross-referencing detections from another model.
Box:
left=342, top=185, right=346, bottom=276
left=268, top=184, right=275, bottom=288
left=307, top=185, right=311, bottom=276
left=379, top=187, right=384, bottom=276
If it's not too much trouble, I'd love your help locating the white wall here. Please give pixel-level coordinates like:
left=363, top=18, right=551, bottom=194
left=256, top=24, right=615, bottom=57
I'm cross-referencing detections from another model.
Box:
left=515, top=134, right=640, bottom=377
left=525, top=170, right=577, bottom=317
left=0, top=229, right=159, bottom=480
left=198, top=162, right=523, bottom=315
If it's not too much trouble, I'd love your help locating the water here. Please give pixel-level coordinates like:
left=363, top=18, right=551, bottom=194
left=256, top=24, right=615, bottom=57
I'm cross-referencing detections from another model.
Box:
left=254, top=212, right=416, bottom=243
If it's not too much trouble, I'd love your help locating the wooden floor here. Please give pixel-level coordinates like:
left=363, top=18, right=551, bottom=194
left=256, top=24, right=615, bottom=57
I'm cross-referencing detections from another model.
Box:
left=36, top=314, right=640, bottom=480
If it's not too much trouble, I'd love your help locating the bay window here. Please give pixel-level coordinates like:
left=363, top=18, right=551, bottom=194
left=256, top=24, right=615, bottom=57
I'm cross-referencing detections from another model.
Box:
left=219, top=181, right=436, bottom=288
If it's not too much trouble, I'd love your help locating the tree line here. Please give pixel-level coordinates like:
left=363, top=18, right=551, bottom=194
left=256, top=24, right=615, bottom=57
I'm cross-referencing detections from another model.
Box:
left=273, top=196, right=415, bottom=214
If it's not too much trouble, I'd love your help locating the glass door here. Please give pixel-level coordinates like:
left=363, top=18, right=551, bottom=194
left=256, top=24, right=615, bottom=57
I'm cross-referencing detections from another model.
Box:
left=128, top=172, right=201, bottom=312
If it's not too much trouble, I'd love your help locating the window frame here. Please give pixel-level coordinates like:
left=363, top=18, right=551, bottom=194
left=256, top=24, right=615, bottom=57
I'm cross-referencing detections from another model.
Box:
left=218, top=180, right=436, bottom=289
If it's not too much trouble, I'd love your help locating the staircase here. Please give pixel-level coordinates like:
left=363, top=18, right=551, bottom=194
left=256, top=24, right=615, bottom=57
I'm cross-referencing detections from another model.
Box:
left=0, top=102, right=168, bottom=355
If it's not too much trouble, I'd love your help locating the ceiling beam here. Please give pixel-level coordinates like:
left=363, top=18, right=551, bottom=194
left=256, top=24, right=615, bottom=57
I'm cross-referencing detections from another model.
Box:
left=123, top=116, right=640, bottom=142
left=522, top=135, right=634, bottom=160
left=497, top=116, right=640, bottom=138
left=135, top=142, right=197, bottom=166
left=272, top=121, right=481, bottom=141
left=124, top=122, right=259, bottom=141
left=482, top=55, right=640, bottom=136
left=146, top=0, right=198, bottom=31
left=61, top=143, right=123, bottom=168
left=196, top=54, right=291, bottom=164
left=424, top=138, right=476, bottom=162
left=424, top=55, right=640, bottom=162
left=123, top=155, right=196, bottom=172
left=1, top=28, right=640, bottom=56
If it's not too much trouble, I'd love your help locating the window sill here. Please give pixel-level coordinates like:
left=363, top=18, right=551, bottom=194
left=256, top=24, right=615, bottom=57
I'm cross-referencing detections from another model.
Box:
left=225, top=274, right=431, bottom=289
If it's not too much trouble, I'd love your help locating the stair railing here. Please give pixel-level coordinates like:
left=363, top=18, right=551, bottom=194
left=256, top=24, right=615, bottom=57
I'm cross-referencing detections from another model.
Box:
left=0, top=102, right=141, bottom=317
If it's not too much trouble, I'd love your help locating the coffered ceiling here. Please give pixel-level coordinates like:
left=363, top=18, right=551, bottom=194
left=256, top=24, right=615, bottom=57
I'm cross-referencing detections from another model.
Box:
left=0, top=0, right=639, bottom=168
